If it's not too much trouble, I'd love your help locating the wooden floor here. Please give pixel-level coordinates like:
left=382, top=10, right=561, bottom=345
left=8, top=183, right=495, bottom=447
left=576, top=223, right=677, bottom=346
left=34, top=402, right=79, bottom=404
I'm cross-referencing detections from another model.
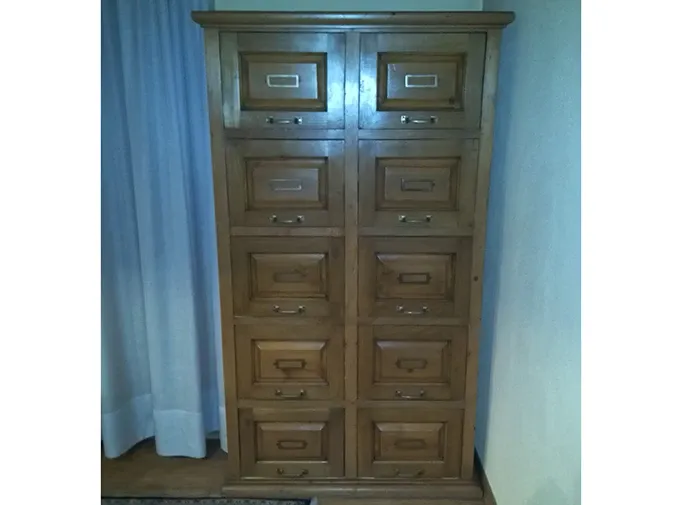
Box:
left=101, top=438, right=228, bottom=498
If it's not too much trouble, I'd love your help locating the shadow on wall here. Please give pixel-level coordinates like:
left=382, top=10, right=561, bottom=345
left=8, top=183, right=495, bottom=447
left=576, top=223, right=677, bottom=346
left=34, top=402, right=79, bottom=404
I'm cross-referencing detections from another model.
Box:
left=474, top=11, right=520, bottom=460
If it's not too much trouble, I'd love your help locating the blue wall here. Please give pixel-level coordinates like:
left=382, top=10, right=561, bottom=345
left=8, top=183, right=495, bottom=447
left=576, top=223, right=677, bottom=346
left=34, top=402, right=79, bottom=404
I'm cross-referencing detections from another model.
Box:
left=476, top=1, right=580, bottom=505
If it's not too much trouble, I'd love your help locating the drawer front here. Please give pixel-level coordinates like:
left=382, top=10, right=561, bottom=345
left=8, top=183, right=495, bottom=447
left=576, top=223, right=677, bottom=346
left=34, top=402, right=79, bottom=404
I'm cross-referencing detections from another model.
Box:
left=240, top=408, right=345, bottom=478
left=360, top=33, right=485, bottom=129
left=221, top=33, right=345, bottom=128
left=236, top=326, right=343, bottom=400
left=226, top=140, right=344, bottom=228
left=359, top=140, right=478, bottom=231
left=359, top=237, right=472, bottom=318
left=358, top=408, right=463, bottom=478
left=232, top=237, right=344, bottom=319
left=358, top=326, right=467, bottom=401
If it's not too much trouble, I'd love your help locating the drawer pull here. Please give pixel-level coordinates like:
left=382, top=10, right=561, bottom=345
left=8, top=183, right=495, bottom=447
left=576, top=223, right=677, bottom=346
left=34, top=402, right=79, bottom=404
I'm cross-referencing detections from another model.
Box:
left=277, top=468, right=309, bottom=478
left=400, top=115, right=438, bottom=125
left=394, top=438, right=428, bottom=450
left=395, top=389, right=426, bottom=399
left=266, top=116, right=303, bottom=125
left=272, top=305, right=306, bottom=315
left=396, top=358, right=428, bottom=372
left=394, top=469, right=425, bottom=478
left=270, top=214, right=305, bottom=224
left=400, top=178, right=436, bottom=192
left=276, top=439, right=308, bottom=450
left=396, top=305, right=429, bottom=316
left=275, top=388, right=307, bottom=399
left=275, top=359, right=307, bottom=370
left=398, top=214, right=432, bottom=224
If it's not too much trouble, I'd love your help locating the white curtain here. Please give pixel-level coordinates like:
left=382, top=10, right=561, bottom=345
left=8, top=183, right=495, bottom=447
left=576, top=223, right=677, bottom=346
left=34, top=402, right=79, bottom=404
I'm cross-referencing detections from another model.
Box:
left=101, top=0, right=226, bottom=458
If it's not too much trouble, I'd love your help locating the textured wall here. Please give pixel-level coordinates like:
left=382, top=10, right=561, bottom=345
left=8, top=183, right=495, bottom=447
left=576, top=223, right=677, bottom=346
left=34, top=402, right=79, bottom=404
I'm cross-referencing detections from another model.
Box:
left=214, top=0, right=482, bottom=11
left=476, top=1, right=580, bottom=505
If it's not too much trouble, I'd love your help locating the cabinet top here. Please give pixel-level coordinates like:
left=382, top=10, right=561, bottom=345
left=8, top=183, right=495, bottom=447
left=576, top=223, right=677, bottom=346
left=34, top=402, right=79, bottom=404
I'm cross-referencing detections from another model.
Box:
left=191, top=11, right=515, bottom=29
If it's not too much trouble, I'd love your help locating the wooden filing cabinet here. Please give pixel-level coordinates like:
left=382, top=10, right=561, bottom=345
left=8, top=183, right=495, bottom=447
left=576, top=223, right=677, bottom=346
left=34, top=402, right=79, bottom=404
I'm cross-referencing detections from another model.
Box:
left=193, top=10, right=514, bottom=504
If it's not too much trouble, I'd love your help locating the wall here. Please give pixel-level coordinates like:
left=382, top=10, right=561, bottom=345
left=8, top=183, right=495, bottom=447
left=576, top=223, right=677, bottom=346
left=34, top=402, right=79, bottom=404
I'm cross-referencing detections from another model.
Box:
left=476, top=1, right=580, bottom=505
left=215, top=0, right=482, bottom=10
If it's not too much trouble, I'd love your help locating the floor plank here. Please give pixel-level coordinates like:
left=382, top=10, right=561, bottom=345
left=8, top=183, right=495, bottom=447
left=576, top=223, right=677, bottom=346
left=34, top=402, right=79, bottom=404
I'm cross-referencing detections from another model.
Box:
left=101, top=438, right=227, bottom=497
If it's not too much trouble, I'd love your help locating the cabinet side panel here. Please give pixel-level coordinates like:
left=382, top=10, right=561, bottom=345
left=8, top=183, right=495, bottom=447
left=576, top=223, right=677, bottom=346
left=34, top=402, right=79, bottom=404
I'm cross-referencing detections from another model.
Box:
left=461, top=29, right=502, bottom=479
left=204, top=28, right=241, bottom=478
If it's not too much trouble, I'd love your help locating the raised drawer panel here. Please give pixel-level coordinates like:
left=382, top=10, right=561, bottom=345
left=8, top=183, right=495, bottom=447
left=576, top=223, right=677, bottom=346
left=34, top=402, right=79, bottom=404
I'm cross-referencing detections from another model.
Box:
left=232, top=237, right=344, bottom=319
left=226, top=140, right=345, bottom=228
left=359, top=140, right=478, bottom=231
left=239, top=407, right=345, bottom=478
left=359, top=237, right=472, bottom=319
left=358, top=408, right=464, bottom=479
left=359, top=33, right=485, bottom=129
left=221, top=32, right=345, bottom=128
left=358, top=326, right=467, bottom=401
left=236, top=325, right=343, bottom=400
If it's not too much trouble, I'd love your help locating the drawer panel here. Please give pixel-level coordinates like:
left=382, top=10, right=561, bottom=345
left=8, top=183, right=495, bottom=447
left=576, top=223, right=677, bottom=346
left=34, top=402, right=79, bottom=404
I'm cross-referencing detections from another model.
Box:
left=359, top=237, right=472, bottom=318
left=360, top=33, right=485, bottom=129
left=358, top=408, right=463, bottom=478
left=226, top=140, right=344, bottom=228
left=240, top=407, right=345, bottom=478
left=221, top=32, right=345, bottom=128
left=232, top=237, right=344, bottom=319
left=236, top=325, right=343, bottom=400
left=359, top=140, right=478, bottom=231
left=358, top=326, right=467, bottom=400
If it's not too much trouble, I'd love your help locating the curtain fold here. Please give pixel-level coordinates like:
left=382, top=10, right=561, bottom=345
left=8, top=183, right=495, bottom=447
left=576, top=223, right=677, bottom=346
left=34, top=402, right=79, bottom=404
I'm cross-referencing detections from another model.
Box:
left=101, top=0, right=225, bottom=459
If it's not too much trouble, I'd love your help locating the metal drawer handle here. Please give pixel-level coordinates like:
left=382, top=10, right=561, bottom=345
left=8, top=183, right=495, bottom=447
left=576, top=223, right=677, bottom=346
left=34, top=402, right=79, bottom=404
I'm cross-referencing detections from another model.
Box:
left=400, top=115, right=438, bottom=125
left=277, top=468, right=309, bottom=478
left=396, top=305, right=429, bottom=315
left=399, top=214, right=432, bottom=224
left=394, top=469, right=425, bottom=478
left=273, top=305, right=306, bottom=315
left=395, top=389, right=426, bottom=399
left=275, top=388, right=307, bottom=399
left=266, top=116, right=303, bottom=125
left=270, top=215, right=304, bottom=224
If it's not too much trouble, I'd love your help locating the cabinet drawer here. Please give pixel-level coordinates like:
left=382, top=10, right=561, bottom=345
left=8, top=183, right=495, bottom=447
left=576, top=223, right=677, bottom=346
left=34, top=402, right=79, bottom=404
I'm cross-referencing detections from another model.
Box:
left=358, top=326, right=467, bottom=401
left=359, top=140, right=478, bottom=231
left=232, top=237, right=344, bottom=319
left=236, top=325, right=343, bottom=400
left=358, top=237, right=472, bottom=318
left=239, top=407, right=345, bottom=478
left=221, top=32, right=345, bottom=129
left=358, top=408, right=463, bottom=479
left=226, top=140, right=344, bottom=228
left=360, top=33, right=485, bottom=129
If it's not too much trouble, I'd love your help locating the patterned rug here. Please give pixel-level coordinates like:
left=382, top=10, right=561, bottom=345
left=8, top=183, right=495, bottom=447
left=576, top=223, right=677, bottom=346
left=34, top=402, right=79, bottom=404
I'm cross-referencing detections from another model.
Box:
left=101, top=500, right=312, bottom=505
